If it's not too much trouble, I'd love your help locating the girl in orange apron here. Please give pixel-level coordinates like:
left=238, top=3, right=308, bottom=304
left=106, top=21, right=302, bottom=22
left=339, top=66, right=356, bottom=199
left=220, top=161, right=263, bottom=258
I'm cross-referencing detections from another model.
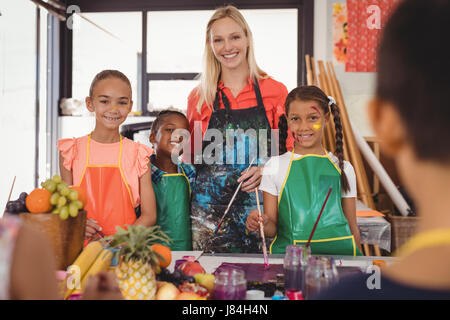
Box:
left=79, top=134, right=137, bottom=236
left=58, top=70, right=156, bottom=242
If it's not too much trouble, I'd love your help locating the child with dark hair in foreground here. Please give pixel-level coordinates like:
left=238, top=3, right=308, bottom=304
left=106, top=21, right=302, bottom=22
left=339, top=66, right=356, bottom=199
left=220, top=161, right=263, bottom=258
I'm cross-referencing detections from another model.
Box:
left=316, top=0, right=450, bottom=299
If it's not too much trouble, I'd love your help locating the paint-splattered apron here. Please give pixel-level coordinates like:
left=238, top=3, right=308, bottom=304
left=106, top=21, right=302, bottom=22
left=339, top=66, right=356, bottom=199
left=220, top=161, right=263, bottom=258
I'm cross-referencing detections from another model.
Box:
left=191, top=80, right=272, bottom=253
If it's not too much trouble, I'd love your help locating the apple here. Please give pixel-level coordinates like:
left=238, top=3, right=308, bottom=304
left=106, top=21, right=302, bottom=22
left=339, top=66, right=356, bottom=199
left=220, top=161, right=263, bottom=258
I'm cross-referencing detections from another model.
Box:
left=156, top=281, right=169, bottom=290
left=194, top=273, right=215, bottom=293
left=178, top=261, right=206, bottom=276
left=178, top=282, right=210, bottom=299
left=175, top=292, right=206, bottom=300
left=156, top=282, right=180, bottom=300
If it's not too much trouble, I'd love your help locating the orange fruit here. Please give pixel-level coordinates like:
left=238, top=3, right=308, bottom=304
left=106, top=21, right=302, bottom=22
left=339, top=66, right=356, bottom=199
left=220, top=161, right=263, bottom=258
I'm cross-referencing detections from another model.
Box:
left=25, top=188, right=53, bottom=213
left=69, top=186, right=87, bottom=208
left=151, top=243, right=172, bottom=268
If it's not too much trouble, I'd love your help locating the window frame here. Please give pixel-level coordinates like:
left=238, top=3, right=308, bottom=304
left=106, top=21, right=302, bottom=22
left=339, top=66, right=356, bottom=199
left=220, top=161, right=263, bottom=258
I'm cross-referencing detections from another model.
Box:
left=62, top=0, right=314, bottom=116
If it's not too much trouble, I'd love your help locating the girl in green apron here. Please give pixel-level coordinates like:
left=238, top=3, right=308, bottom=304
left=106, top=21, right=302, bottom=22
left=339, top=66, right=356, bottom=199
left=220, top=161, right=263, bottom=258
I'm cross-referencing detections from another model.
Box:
left=246, top=86, right=362, bottom=255
left=149, top=110, right=195, bottom=250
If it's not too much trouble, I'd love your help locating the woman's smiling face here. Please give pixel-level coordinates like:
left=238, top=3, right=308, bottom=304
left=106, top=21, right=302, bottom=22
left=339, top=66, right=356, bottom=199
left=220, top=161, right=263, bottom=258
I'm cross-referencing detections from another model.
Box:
left=209, top=17, right=249, bottom=71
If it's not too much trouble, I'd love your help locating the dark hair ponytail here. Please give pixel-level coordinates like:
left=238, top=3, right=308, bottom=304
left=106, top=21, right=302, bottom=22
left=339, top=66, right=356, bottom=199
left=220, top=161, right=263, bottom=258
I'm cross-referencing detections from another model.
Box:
left=278, top=114, right=288, bottom=154
left=329, top=101, right=350, bottom=193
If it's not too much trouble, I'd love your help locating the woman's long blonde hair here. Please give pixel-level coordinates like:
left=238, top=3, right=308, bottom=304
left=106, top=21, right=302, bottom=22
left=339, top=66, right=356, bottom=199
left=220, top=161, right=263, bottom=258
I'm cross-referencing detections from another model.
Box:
left=195, top=5, right=267, bottom=112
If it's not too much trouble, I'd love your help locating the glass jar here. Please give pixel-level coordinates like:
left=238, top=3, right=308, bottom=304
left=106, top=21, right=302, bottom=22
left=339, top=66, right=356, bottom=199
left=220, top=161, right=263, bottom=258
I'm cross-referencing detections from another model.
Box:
left=305, top=256, right=339, bottom=299
left=283, top=245, right=311, bottom=292
left=213, top=268, right=247, bottom=300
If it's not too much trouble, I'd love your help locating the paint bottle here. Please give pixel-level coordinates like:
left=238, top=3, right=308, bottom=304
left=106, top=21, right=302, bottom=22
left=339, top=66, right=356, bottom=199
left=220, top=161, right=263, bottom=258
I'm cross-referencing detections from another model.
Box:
left=213, top=268, right=247, bottom=300
left=283, top=245, right=310, bottom=293
left=305, top=256, right=339, bottom=299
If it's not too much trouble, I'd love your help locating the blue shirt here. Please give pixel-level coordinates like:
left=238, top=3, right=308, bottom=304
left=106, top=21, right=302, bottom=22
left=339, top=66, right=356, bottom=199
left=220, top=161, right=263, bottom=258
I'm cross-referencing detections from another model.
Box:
left=150, top=154, right=196, bottom=186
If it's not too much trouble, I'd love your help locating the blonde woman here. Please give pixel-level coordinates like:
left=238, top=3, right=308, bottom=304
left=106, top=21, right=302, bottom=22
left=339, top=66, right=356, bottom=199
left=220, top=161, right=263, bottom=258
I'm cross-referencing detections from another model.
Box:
left=187, top=5, right=293, bottom=253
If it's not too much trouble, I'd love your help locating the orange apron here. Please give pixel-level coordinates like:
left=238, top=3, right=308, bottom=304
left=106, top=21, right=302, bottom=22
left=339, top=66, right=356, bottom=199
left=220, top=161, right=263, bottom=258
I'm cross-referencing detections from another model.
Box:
left=79, top=134, right=136, bottom=237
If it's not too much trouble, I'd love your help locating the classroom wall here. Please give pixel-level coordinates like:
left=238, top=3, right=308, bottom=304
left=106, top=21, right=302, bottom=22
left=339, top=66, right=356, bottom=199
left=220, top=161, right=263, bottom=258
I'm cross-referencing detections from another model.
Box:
left=314, top=0, right=376, bottom=138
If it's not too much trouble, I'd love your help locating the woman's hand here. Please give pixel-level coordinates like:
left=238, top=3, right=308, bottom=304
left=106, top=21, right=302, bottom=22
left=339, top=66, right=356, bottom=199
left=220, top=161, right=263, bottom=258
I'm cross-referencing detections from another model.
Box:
left=246, top=209, right=268, bottom=233
left=85, top=219, right=103, bottom=241
left=238, top=165, right=263, bottom=193
left=82, top=272, right=123, bottom=300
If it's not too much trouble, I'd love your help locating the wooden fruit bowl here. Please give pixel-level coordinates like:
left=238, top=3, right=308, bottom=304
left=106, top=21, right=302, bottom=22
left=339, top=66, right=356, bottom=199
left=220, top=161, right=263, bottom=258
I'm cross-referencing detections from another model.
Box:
left=19, top=210, right=87, bottom=270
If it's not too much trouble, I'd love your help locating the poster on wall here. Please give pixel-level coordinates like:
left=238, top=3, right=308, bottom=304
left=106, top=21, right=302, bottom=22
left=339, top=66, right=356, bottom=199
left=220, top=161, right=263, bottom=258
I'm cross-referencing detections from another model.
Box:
left=345, top=0, right=400, bottom=72
left=332, top=2, right=348, bottom=65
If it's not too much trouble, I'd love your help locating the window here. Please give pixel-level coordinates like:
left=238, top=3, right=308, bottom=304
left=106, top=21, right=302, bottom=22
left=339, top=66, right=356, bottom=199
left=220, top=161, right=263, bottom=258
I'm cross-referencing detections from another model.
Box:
left=147, top=10, right=212, bottom=73
left=145, top=9, right=298, bottom=112
left=148, top=80, right=199, bottom=111
left=72, top=12, right=142, bottom=109
left=0, top=2, right=48, bottom=209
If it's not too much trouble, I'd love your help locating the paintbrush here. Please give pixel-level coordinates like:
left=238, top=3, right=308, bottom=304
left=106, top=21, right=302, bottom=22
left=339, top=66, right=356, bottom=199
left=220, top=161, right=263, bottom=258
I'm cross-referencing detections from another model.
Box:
left=7, top=176, right=16, bottom=203
left=3, top=176, right=16, bottom=215
left=306, top=187, right=333, bottom=248
left=255, top=188, right=269, bottom=269
left=214, top=157, right=256, bottom=234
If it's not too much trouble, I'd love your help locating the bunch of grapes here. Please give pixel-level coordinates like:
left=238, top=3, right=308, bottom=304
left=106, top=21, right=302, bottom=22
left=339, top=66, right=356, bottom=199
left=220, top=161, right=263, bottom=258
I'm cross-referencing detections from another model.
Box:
left=5, top=192, right=29, bottom=214
left=41, top=174, right=83, bottom=220
left=156, top=268, right=195, bottom=287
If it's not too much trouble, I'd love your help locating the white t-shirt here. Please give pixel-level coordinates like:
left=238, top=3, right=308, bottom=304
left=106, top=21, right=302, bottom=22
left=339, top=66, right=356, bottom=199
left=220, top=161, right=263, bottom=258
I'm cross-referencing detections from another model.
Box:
left=259, top=151, right=357, bottom=198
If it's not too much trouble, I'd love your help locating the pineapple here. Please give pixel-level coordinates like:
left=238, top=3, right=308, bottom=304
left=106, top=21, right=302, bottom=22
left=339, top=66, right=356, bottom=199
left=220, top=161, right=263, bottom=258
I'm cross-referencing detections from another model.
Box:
left=107, top=225, right=172, bottom=300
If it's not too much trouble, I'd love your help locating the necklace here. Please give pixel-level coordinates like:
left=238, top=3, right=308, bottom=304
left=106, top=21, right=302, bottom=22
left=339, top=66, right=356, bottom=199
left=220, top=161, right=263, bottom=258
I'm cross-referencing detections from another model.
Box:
left=394, top=228, right=450, bottom=258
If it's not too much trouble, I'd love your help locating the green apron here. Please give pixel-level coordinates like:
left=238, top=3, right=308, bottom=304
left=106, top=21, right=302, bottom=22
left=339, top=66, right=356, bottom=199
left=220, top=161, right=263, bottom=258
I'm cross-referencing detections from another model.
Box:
left=270, top=152, right=362, bottom=256
left=153, top=166, right=192, bottom=251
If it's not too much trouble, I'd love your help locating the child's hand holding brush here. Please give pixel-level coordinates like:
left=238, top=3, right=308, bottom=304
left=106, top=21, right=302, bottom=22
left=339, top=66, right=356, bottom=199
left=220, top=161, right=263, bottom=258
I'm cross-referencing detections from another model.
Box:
left=246, top=209, right=269, bottom=233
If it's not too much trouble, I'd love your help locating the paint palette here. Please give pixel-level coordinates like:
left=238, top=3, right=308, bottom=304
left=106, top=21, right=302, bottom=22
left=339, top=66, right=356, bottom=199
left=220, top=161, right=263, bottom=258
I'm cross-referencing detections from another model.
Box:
left=214, top=263, right=283, bottom=298
left=215, top=263, right=284, bottom=283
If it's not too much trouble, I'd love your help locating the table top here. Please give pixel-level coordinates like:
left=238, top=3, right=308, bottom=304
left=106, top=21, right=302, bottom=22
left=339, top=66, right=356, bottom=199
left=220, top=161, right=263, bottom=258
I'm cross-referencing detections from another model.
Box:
left=168, top=251, right=397, bottom=274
